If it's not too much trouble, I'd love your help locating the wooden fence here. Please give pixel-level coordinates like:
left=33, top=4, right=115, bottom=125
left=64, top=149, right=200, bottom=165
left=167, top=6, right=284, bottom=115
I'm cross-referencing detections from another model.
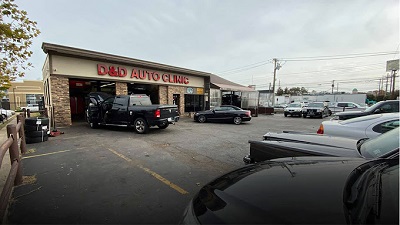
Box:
left=0, top=114, right=27, bottom=222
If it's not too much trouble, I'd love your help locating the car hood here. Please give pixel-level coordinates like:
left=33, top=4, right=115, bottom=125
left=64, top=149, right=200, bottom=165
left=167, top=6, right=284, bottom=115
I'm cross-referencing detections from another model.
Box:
left=193, top=157, right=368, bottom=224
left=246, top=132, right=363, bottom=161
left=285, top=107, right=301, bottom=110
left=334, top=110, right=366, bottom=116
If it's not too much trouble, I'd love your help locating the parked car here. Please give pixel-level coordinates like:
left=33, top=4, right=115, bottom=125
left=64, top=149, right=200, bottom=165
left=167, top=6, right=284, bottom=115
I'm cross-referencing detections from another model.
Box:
left=194, top=105, right=251, bottom=125
left=317, top=112, right=399, bottom=139
left=302, top=102, right=330, bottom=118
left=0, top=108, right=15, bottom=119
left=273, top=103, right=288, bottom=108
left=181, top=156, right=399, bottom=224
left=329, top=102, right=366, bottom=114
left=283, top=102, right=305, bottom=117
left=243, top=127, right=399, bottom=164
left=21, top=104, right=40, bottom=112
left=332, top=100, right=399, bottom=120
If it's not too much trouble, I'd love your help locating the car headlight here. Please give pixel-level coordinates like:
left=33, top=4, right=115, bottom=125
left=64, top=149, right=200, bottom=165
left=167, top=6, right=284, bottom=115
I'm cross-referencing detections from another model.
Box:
left=195, top=113, right=199, bottom=116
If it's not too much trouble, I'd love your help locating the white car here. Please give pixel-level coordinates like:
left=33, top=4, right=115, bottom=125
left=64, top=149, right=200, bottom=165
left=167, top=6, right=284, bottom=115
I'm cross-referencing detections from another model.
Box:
left=317, top=112, right=399, bottom=139
left=0, top=108, right=15, bottom=120
left=284, top=102, right=305, bottom=117
left=328, top=102, right=366, bottom=114
left=21, top=104, right=40, bottom=112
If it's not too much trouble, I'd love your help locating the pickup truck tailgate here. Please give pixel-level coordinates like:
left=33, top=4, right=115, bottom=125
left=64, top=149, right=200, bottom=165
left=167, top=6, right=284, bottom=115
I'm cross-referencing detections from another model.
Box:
left=159, top=106, right=179, bottom=118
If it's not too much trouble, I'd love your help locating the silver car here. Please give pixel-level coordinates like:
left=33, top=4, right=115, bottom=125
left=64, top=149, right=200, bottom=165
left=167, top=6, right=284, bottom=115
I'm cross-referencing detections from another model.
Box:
left=317, top=112, right=399, bottom=139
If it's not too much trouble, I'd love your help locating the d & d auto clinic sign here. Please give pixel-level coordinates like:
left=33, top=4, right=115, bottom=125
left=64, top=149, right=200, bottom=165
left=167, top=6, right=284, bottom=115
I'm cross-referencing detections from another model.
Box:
left=97, top=64, right=189, bottom=85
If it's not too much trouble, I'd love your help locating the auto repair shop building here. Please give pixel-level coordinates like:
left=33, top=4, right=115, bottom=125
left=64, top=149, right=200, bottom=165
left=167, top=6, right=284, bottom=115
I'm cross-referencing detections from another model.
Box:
left=42, top=43, right=212, bottom=127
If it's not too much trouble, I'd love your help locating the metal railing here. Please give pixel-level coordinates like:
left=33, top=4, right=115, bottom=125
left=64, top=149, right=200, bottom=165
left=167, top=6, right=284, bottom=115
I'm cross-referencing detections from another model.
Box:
left=0, top=114, right=27, bottom=221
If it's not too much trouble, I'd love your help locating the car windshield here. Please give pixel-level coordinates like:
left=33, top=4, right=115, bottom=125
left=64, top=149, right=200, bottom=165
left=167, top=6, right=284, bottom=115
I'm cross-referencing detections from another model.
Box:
left=360, top=127, right=400, bottom=158
left=364, top=102, right=382, bottom=112
left=289, top=103, right=301, bottom=107
left=308, top=103, right=324, bottom=107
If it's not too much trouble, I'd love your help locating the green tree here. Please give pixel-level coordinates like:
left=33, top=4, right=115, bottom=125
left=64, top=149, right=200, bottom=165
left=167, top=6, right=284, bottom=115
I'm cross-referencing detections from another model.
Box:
left=288, top=87, right=308, bottom=95
left=284, top=87, right=289, bottom=94
left=276, top=87, right=283, bottom=96
left=0, top=0, right=40, bottom=95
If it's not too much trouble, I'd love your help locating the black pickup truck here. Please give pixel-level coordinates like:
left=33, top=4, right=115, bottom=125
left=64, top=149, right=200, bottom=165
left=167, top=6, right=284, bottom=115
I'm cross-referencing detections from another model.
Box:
left=86, top=92, right=179, bottom=134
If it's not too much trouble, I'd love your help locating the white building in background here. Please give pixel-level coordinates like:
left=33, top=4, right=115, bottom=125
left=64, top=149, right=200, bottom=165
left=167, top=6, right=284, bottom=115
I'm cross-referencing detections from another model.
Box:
left=259, top=90, right=367, bottom=107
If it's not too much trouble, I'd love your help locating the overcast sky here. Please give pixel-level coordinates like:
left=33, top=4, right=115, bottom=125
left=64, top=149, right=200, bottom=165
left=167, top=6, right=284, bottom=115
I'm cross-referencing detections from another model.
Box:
left=15, top=0, right=399, bottom=93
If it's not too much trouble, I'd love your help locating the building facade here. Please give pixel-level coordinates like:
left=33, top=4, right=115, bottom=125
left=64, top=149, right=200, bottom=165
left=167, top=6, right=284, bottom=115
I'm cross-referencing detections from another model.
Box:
left=4, top=80, right=44, bottom=110
left=42, top=43, right=211, bottom=127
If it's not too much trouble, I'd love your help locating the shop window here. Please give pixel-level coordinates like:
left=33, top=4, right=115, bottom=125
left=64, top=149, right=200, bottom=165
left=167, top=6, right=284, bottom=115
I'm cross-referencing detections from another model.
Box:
left=184, top=95, right=204, bottom=112
left=26, top=94, right=43, bottom=104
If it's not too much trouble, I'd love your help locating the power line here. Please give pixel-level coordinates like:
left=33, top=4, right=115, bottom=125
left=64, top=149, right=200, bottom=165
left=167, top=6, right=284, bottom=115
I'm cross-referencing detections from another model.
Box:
left=279, top=51, right=399, bottom=61
left=216, top=60, right=272, bottom=74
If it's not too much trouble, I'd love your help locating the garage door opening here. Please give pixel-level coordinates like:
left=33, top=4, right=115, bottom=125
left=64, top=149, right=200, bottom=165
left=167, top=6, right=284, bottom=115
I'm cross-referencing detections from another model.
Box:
left=127, top=83, right=159, bottom=104
left=69, top=79, right=116, bottom=122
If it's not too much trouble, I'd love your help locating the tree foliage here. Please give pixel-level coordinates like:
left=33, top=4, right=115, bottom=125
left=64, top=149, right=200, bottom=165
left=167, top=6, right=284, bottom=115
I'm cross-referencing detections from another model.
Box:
left=277, top=86, right=308, bottom=95
left=0, top=0, right=40, bottom=93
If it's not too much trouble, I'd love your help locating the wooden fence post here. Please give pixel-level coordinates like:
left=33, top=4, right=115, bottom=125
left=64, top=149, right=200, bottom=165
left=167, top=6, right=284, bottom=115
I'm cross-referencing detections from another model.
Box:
left=17, top=115, right=27, bottom=154
left=6, top=124, right=23, bottom=186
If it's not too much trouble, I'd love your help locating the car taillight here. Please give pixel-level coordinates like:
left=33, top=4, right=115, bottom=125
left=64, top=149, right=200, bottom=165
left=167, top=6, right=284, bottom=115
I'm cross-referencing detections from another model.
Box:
left=154, top=109, right=160, bottom=118
left=247, top=111, right=251, bottom=117
left=317, top=124, right=324, bottom=134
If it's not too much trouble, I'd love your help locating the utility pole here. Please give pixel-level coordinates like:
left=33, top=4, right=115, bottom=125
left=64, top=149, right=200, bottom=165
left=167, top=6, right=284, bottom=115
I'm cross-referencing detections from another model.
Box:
left=378, top=78, right=381, bottom=95
left=271, top=58, right=278, bottom=107
left=331, top=80, right=334, bottom=94
left=385, top=75, right=389, bottom=96
left=392, top=70, right=397, bottom=99
left=268, top=83, right=271, bottom=107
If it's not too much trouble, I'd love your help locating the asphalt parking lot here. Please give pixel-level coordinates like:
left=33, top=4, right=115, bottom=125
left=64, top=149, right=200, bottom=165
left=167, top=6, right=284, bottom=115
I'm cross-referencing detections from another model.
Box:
left=6, top=114, right=327, bottom=224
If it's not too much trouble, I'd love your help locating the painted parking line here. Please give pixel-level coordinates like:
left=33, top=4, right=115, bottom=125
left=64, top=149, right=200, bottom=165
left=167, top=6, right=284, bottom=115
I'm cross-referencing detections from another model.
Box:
left=107, top=147, right=189, bottom=195
left=22, top=149, right=72, bottom=159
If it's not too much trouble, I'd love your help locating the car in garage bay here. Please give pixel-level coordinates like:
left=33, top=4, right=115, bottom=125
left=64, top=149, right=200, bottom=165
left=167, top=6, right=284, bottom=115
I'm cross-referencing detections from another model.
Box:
left=243, top=127, right=399, bottom=164
left=194, top=105, right=251, bottom=125
left=317, top=112, right=399, bottom=139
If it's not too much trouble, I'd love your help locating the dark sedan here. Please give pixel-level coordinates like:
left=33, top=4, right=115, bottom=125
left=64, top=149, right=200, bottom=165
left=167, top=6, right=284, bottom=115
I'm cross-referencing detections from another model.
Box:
left=243, top=127, right=399, bottom=164
left=194, top=105, right=251, bottom=125
left=333, top=100, right=399, bottom=120
left=181, top=156, right=399, bottom=224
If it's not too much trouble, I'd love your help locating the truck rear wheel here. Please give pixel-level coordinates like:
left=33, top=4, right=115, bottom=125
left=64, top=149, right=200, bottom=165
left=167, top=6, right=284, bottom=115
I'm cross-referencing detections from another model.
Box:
left=134, top=118, right=149, bottom=134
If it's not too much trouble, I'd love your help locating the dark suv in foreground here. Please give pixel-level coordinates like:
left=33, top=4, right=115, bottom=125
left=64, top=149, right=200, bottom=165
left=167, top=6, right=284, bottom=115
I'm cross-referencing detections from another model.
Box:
left=181, top=156, right=399, bottom=224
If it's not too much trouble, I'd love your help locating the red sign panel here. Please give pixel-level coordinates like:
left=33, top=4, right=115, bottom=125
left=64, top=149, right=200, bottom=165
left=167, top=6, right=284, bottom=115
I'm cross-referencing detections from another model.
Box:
left=97, top=64, right=189, bottom=85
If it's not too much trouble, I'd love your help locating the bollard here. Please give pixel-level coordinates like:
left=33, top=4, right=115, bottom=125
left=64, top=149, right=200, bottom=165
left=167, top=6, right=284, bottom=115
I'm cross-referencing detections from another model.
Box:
left=6, top=124, right=23, bottom=186
left=27, top=109, right=31, bottom=118
left=22, top=108, right=26, bottom=118
left=17, top=115, right=27, bottom=154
